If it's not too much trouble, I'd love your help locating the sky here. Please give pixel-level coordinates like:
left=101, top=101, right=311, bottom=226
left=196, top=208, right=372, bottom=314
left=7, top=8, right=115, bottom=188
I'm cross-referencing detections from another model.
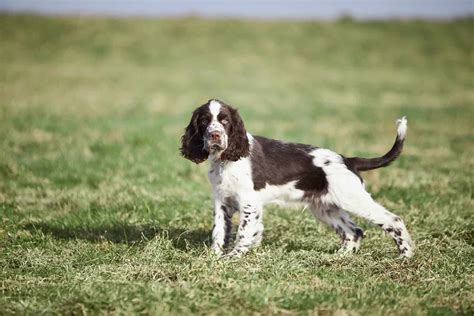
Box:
left=1, top=0, right=473, bottom=20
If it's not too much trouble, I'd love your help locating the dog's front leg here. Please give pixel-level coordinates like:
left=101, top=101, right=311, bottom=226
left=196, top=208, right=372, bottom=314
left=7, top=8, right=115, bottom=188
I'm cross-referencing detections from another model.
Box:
left=226, top=201, right=263, bottom=258
left=211, top=198, right=233, bottom=256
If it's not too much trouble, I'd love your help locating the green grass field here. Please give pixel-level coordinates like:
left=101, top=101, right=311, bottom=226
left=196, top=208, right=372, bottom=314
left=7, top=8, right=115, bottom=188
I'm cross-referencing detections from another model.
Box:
left=0, top=14, right=473, bottom=315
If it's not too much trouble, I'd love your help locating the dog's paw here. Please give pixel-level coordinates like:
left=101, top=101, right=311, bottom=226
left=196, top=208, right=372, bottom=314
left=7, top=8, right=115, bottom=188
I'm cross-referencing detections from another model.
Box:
left=399, top=245, right=414, bottom=258
left=211, top=245, right=224, bottom=258
left=220, top=248, right=246, bottom=259
left=338, top=237, right=361, bottom=255
left=337, top=246, right=358, bottom=256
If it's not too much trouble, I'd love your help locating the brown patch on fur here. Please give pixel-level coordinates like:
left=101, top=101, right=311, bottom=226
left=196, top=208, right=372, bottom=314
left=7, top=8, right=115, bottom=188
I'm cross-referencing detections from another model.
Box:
left=180, top=103, right=211, bottom=163
left=219, top=105, right=250, bottom=161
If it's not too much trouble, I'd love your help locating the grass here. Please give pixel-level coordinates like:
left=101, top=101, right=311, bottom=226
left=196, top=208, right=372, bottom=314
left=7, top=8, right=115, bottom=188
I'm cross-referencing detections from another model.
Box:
left=0, top=14, right=473, bottom=315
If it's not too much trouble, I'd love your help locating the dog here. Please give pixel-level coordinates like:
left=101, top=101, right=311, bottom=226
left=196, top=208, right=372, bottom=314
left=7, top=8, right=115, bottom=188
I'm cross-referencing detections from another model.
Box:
left=180, top=99, right=413, bottom=258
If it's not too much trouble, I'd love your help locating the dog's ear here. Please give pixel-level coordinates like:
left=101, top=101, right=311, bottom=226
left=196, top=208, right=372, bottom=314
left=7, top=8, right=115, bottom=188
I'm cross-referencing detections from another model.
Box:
left=180, top=109, right=209, bottom=164
left=221, top=107, right=250, bottom=161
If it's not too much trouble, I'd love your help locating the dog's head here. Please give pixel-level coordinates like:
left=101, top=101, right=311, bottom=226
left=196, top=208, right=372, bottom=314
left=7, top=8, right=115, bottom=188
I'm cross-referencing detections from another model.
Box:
left=180, top=99, right=250, bottom=163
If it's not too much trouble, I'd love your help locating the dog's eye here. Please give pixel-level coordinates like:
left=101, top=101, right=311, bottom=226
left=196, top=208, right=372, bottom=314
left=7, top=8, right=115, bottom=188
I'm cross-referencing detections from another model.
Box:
left=221, top=119, right=229, bottom=125
left=201, top=120, right=208, bottom=126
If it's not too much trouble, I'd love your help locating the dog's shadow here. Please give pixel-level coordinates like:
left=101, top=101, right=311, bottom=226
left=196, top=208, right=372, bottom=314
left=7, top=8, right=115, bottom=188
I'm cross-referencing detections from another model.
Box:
left=23, top=221, right=211, bottom=251
left=23, top=220, right=336, bottom=253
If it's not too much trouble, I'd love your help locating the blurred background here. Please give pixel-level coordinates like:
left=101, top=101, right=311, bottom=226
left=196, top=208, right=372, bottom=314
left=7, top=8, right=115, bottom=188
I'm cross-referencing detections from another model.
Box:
left=1, top=1, right=473, bottom=315
left=1, top=0, right=473, bottom=19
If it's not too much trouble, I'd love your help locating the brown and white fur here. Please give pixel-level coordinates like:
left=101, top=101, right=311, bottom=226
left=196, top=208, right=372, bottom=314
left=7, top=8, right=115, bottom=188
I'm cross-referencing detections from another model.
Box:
left=180, top=99, right=413, bottom=258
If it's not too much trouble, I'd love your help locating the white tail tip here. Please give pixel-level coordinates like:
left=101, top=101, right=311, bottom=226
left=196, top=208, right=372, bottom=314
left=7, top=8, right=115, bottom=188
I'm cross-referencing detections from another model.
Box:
left=396, top=116, right=407, bottom=138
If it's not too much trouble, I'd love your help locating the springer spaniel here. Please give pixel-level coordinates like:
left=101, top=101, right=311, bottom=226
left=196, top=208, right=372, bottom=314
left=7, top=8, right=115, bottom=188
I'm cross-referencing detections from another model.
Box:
left=180, top=99, right=413, bottom=258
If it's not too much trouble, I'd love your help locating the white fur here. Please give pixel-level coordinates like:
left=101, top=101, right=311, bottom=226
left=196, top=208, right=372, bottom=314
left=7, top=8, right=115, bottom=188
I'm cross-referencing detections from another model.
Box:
left=258, top=181, right=305, bottom=205
left=312, top=148, right=344, bottom=167
left=206, top=100, right=228, bottom=153
left=209, top=100, right=221, bottom=119
left=397, top=116, right=407, bottom=138
left=208, top=100, right=224, bottom=132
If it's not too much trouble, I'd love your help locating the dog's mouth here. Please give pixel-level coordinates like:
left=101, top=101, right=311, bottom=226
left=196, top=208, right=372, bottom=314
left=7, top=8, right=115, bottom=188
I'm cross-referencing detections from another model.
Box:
left=210, top=143, right=224, bottom=151
left=205, top=139, right=226, bottom=153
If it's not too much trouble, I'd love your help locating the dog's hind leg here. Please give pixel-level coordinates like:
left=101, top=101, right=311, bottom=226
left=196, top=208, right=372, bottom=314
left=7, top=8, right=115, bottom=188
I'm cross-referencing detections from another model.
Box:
left=323, top=173, right=413, bottom=257
left=344, top=199, right=413, bottom=258
left=311, top=205, right=364, bottom=254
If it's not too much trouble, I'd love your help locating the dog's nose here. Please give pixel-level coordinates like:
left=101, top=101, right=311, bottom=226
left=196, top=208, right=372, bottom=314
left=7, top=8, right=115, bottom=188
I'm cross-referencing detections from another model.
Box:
left=210, top=132, right=221, bottom=142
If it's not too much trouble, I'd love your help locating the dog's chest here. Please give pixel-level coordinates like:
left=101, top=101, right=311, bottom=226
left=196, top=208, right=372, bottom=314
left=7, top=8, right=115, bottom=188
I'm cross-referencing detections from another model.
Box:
left=208, top=158, right=253, bottom=198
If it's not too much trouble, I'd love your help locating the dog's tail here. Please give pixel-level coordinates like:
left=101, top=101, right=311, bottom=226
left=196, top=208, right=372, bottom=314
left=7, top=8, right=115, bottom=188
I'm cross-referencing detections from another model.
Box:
left=346, top=117, right=407, bottom=172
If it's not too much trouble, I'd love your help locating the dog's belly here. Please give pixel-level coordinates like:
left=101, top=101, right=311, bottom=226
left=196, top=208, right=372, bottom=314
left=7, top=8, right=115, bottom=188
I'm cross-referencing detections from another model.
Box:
left=257, top=181, right=305, bottom=205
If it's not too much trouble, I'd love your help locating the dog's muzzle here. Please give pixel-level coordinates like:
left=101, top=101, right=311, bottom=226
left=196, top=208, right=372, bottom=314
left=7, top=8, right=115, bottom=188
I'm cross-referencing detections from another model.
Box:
left=205, top=130, right=226, bottom=152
